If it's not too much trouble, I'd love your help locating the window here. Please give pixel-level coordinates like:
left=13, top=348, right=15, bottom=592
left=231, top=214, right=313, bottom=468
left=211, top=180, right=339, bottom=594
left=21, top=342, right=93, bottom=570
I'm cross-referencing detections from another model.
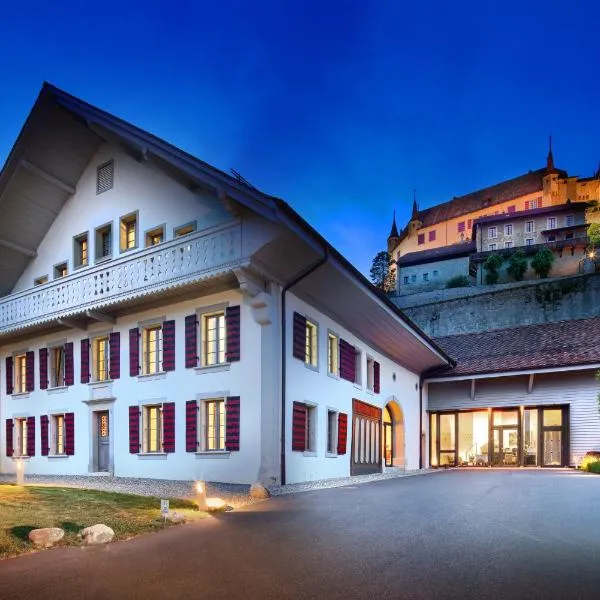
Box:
left=202, top=311, right=226, bottom=367
left=95, top=223, right=112, bottom=261
left=417, top=233, right=425, bottom=245
left=354, top=348, right=362, bottom=386
left=423, top=272, right=429, bottom=281
left=429, top=230, right=436, bottom=242
left=488, top=226, right=497, bottom=239
left=143, top=405, right=162, bottom=453
left=327, top=410, right=337, bottom=454
left=92, top=336, right=110, bottom=381
left=525, top=221, right=535, bottom=234
left=526, top=238, right=534, bottom=246
left=403, top=276, right=409, bottom=284
left=174, top=222, right=197, bottom=238
left=49, top=346, right=65, bottom=388
left=327, top=333, right=339, bottom=376
left=205, top=399, right=225, bottom=451
left=547, top=217, right=557, bottom=230
left=411, top=274, right=417, bottom=283
left=457, top=221, right=465, bottom=233
left=120, top=213, right=137, bottom=252
left=145, top=225, right=165, bottom=247
left=565, top=232, right=574, bottom=240
left=433, top=270, right=439, bottom=277
left=142, top=325, right=163, bottom=374
left=305, top=405, right=317, bottom=452
left=96, top=160, right=114, bottom=195
left=304, top=319, right=318, bottom=368
left=15, top=418, right=28, bottom=457
left=54, top=262, right=68, bottom=279
left=467, top=219, right=473, bottom=229
left=74, top=233, right=88, bottom=268
left=566, top=214, right=574, bottom=227
left=504, top=241, right=513, bottom=249
left=14, top=353, right=27, bottom=394
left=34, top=275, right=48, bottom=286
left=504, top=224, right=513, bottom=236
left=53, top=415, right=65, bottom=455
left=366, top=357, right=375, bottom=392
left=507, top=205, right=516, bottom=213
left=488, top=243, right=497, bottom=251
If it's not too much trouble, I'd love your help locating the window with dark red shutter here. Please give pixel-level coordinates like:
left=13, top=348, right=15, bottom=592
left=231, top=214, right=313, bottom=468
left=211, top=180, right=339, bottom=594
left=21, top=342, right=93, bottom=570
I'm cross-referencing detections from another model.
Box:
left=225, top=306, right=241, bottom=362
left=186, top=400, right=198, bottom=452
left=225, top=396, right=240, bottom=451
left=162, top=402, right=176, bottom=452
left=5, top=357, right=13, bottom=395
left=65, top=412, right=75, bottom=455
left=25, top=351, right=35, bottom=392
left=373, top=361, right=381, bottom=394
left=64, top=343, right=74, bottom=386
left=39, top=348, right=49, bottom=390
left=292, top=402, right=307, bottom=452
left=5, top=419, right=13, bottom=457
left=129, top=406, right=140, bottom=453
left=417, top=233, right=425, bottom=245
left=184, top=315, right=198, bottom=368
left=40, top=415, right=49, bottom=456
left=26, top=416, right=36, bottom=456
left=429, top=230, right=436, bottom=241
left=292, top=312, right=307, bottom=361
left=337, top=413, right=348, bottom=455
left=109, top=332, right=120, bottom=379
left=339, top=339, right=356, bottom=382
left=129, top=328, right=140, bottom=377
left=80, top=339, right=90, bottom=384
left=162, top=320, right=176, bottom=371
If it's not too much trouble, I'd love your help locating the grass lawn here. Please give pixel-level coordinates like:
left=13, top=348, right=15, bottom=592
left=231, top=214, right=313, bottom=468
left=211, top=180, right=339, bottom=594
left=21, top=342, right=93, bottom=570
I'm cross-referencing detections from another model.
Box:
left=0, top=484, right=206, bottom=559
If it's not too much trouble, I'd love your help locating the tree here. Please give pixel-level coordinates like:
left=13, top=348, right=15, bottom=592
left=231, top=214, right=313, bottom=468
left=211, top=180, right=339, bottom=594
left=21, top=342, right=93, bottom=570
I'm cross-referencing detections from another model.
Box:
left=588, top=223, right=600, bottom=246
left=370, top=251, right=395, bottom=292
left=506, top=250, right=528, bottom=282
left=446, top=275, right=471, bottom=289
left=531, top=247, right=555, bottom=278
left=483, top=253, right=504, bottom=285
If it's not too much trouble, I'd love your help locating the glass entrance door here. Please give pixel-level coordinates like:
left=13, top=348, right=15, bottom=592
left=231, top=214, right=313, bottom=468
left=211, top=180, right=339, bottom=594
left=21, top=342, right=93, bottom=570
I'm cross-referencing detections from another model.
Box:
left=543, top=431, right=561, bottom=466
left=492, top=428, right=519, bottom=466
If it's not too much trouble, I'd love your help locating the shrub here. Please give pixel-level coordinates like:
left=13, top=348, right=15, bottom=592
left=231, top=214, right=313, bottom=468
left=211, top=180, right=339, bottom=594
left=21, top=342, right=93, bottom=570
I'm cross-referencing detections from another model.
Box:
left=506, top=250, right=528, bottom=282
left=446, top=275, right=471, bottom=289
left=590, top=462, right=600, bottom=474
left=483, top=253, right=504, bottom=285
left=580, top=454, right=600, bottom=472
left=531, top=247, right=555, bottom=278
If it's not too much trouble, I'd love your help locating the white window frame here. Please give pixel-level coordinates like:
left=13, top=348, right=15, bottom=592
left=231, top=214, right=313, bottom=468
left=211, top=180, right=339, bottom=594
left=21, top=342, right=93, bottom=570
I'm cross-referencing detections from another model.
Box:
left=525, top=221, right=535, bottom=234
left=526, top=238, right=534, bottom=246
left=327, top=408, right=338, bottom=456
left=52, top=414, right=66, bottom=456
left=327, top=331, right=339, bottom=377
left=504, top=224, right=513, bottom=236
left=14, top=353, right=27, bottom=394
left=142, top=404, right=163, bottom=453
left=14, top=418, right=28, bottom=457
left=203, top=398, right=226, bottom=452
left=504, top=241, right=513, bottom=249
left=48, top=344, right=66, bottom=389
left=488, top=226, right=497, bottom=239
left=200, top=310, right=227, bottom=367
left=565, top=214, right=575, bottom=227
left=92, top=335, right=111, bottom=382
left=366, top=356, right=375, bottom=392
left=488, top=243, right=497, bottom=251
left=547, top=217, right=557, bottom=230
left=304, top=318, right=318, bottom=369
left=304, top=403, right=317, bottom=454
left=141, top=324, right=163, bottom=375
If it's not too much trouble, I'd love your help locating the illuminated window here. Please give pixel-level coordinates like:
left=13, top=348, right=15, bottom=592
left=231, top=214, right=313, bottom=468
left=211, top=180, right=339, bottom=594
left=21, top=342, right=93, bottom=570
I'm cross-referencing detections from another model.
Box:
left=34, top=275, right=48, bottom=286
left=202, top=312, right=226, bottom=367
left=205, top=399, right=225, bottom=451
left=145, top=225, right=165, bottom=247
left=174, top=222, right=197, bottom=237
left=15, top=418, right=28, bottom=456
left=93, top=336, right=110, bottom=381
left=143, top=405, right=162, bottom=453
left=304, top=319, right=318, bottom=368
left=53, top=414, right=65, bottom=455
left=54, top=262, right=68, bottom=279
left=142, top=325, right=163, bottom=374
left=49, top=346, right=65, bottom=388
left=120, top=213, right=138, bottom=252
left=14, top=354, right=27, bottom=394
left=74, top=233, right=88, bottom=268
left=327, top=332, right=339, bottom=376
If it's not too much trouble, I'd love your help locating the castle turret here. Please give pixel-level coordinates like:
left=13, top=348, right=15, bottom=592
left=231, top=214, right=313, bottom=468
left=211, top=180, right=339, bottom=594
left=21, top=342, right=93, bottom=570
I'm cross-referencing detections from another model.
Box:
left=387, top=210, right=400, bottom=254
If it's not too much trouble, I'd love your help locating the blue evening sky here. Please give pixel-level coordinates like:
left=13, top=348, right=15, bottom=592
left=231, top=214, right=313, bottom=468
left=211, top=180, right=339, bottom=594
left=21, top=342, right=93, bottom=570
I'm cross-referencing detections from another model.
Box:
left=1, top=1, right=599, bottom=275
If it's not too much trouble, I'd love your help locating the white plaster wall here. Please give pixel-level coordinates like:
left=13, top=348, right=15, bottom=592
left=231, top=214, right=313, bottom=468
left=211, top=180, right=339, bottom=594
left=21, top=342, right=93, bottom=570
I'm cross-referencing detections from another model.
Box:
left=284, top=293, right=422, bottom=484
left=13, top=143, right=232, bottom=292
left=0, top=288, right=267, bottom=484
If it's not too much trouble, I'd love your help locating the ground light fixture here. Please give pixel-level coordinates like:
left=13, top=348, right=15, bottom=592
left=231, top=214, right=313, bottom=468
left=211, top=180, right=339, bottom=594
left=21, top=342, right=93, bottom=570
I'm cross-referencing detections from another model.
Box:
left=195, top=480, right=208, bottom=511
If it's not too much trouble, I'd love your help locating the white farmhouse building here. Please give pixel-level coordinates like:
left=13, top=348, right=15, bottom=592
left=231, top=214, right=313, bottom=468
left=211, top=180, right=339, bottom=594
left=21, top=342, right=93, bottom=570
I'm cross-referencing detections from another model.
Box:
left=0, top=85, right=452, bottom=485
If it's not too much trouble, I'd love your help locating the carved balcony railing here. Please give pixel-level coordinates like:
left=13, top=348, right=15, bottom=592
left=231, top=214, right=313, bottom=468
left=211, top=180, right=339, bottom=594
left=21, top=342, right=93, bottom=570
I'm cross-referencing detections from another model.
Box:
left=0, top=220, right=242, bottom=334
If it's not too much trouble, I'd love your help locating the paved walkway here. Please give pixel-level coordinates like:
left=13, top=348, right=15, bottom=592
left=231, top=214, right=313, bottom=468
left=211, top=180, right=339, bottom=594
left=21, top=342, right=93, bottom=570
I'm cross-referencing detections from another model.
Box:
left=2, top=470, right=599, bottom=599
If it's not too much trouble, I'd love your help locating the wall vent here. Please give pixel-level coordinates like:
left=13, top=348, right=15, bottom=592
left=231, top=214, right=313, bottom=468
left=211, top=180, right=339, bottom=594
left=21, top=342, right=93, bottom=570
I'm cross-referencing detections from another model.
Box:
left=96, top=160, right=114, bottom=195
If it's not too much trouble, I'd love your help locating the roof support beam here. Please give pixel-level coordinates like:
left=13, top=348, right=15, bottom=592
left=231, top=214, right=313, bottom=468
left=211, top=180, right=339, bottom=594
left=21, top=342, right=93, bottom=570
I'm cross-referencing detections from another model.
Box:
left=85, top=310, right=115, bottom=324
left=0, top=237, right=37, bottom=258
left=20, top=160, right=76, bottom=195
left=470, top=378, right=476, bottom=400
left=527, top=373, right=535, bottom=394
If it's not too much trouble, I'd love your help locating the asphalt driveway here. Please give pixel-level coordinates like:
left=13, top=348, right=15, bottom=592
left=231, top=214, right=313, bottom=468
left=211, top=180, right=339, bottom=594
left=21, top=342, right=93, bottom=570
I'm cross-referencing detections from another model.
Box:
left=1, top=470, right=599, bottom=599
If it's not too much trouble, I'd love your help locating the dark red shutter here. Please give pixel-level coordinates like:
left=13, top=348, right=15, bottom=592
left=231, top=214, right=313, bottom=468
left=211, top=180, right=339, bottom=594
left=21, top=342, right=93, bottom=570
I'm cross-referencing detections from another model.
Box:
left=129, top=406, right=140, bottom=453
left=109, top=332, right=120, bottom=379
left=185, top=315, right=198, bottom=368
left=292, top=312, right=307, bottom=361
left=186, top=400, right=198, bottom=452
left=5, top=357, right=13, bottom=395
left=40, top=415, right=49, bottom=456
left=162, top=320, right=176, bottom=372
left=129, top=328, right=139, bottom=377
left=5, top=419, right=13, bottom=457
left=226, top=306, right=241, bottom=362
left=25, top=351, right=35, bottom=392
left=80, top=339, right=90, bottom=384
left=339, top=339, right=356, bottom=382
left=292, top=402, right=307, bottom=452
left=26, top=416, right=35, bottom=456
left=65, top=412, right=75, bottom=455
left=337, top=413, right=348, bottom=455
left=162, top=402, right=176, bottom=452
left=225, top=396, right=240, bottom=451
left=373, top=361, right=381, bottom=394
left=525, top=201, right=530, bottom=210
left=39, top=348, right=48, bottom=390
left=64, top=343, right=74, bottom=386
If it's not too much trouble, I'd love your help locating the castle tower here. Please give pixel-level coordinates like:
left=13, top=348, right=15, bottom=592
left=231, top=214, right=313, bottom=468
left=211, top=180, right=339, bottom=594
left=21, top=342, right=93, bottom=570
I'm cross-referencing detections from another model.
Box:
left=387, top=210, right=400, bottom=255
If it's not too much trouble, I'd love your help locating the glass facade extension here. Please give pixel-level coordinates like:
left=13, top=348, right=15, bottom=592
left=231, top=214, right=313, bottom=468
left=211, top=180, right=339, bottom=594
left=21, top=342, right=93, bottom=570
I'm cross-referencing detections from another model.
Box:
left=429, top=406, right=568, bottom=468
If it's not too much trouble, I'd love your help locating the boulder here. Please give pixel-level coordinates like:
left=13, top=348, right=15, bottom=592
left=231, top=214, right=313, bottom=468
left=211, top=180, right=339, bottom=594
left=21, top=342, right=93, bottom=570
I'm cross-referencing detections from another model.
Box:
left=249, top=482, right=271, bottom=500
left=79, top=524, right=115, bottom=545
left=28, top=527, right=64, bottom=548
left=165, top=511, right=186, bottom=523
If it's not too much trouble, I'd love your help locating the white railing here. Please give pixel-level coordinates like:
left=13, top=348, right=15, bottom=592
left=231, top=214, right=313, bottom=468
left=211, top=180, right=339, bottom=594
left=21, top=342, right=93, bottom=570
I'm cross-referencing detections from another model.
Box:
left=0, top=221, right=242, bottom=333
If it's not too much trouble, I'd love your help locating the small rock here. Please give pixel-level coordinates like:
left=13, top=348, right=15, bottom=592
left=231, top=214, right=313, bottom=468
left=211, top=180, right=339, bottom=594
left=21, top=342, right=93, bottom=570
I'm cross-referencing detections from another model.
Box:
left=79, top=524, right=114, bottom=545
left=28, top=527, right=64, bottom=548
left=249, top=482, right=271, bottom=499
left=165, top=511, right=186, bottom=523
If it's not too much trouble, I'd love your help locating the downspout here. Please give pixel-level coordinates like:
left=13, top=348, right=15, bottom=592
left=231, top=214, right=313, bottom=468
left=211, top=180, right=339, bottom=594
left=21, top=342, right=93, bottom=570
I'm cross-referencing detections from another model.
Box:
left=419, top=375, right=424, bottom=469
left=280, top=249, right=329, bottom=486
